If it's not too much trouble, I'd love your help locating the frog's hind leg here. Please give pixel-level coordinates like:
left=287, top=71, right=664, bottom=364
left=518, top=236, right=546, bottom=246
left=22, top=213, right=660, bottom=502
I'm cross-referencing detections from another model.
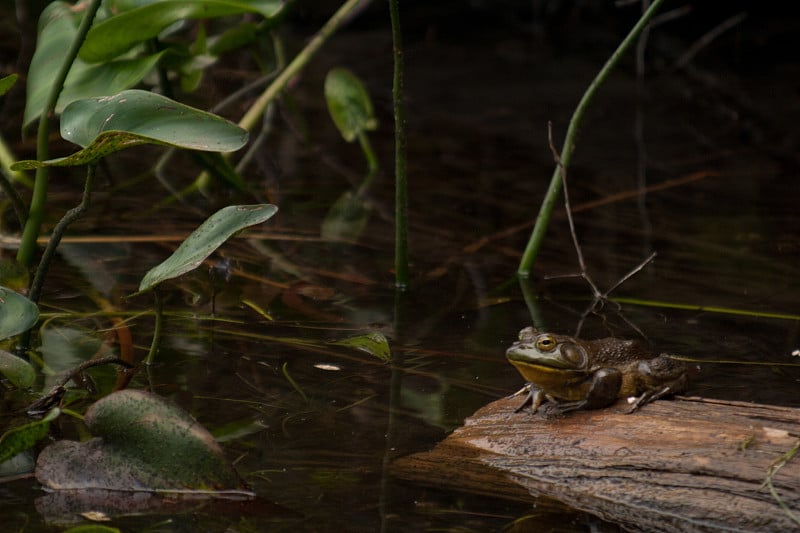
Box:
left=626, top=383, right=677, bottom=413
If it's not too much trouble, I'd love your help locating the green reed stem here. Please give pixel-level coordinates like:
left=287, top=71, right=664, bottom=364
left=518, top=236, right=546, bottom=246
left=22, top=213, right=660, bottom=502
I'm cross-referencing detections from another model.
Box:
left=17, top=0, right=103, bottom=268
left=238, top=0, right=366, bottom=133
left=355, top=131, right=378, bottom=197
left=517, top=0, right=665, bottom=278
left=144, top=290, right=164, bottom=366
left=389, top=0, right=409, bottom=289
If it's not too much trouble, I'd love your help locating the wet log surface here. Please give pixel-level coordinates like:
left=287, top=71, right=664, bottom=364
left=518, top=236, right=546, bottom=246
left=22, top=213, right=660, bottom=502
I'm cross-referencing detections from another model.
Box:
left=392, top=396, right=800, bottom=532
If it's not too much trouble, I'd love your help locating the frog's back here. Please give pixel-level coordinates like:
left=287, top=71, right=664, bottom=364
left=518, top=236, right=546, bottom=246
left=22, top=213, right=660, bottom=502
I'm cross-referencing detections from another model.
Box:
left=583, top=337, right=653, bottom=368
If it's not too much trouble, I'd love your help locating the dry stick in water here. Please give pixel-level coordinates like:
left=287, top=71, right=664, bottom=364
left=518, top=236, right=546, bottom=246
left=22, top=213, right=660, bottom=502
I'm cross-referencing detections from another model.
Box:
left=545, top=121, right=656, bottom=315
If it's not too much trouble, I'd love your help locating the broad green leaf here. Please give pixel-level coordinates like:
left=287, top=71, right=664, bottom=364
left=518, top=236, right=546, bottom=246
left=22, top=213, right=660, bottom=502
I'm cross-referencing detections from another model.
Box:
left=0, top=408, right=59, bottom=464
left=0, top=74, right=18, bottom=97
left=80, top=0, right=284, bottom=63
left=139, top=204, right=277, bottom=293
left=23, top=3, right=162, bottom=127
left=321, top=190, right=372, bottom=241
left=13, top=90, right=249, bottom=170
left=325, top=68, right=377, bottom=142
left=0, top=286, right=39, bottom=340
left=36, top=390, right=245, bottom=491
left=329, top=332, right=391, bottom=362
left=0, top=350, right=36, bottom=388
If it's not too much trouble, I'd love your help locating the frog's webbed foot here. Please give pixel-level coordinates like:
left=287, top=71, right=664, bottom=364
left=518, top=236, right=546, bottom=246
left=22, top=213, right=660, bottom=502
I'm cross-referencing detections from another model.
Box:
left=551, top=399, right=588, bottom=414
left=625, top=384, right=676, bottom=413
left=511, top=383, right=546, bottom=414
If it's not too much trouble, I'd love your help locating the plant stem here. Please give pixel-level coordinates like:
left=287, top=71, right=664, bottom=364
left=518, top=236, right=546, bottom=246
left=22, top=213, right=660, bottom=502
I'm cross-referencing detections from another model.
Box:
left=238, top=0, right=368, bottom=133
left=144, top=290, right=164, bottom=366
left=17, top=0, right=103, bottom=268
left=355, top=131, right=378, bottom=197
left=517, top=0, right=665, bottom=278
left=389, top=0, right=409, bottom=290
left=28, top=164, right=97, bottom=305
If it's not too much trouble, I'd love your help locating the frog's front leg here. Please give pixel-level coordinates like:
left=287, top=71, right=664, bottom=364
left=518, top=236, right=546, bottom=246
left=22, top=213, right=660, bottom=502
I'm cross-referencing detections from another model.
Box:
left=582, top=367, right=623, bottom=410
left=511, top=383, right=547, bottom=413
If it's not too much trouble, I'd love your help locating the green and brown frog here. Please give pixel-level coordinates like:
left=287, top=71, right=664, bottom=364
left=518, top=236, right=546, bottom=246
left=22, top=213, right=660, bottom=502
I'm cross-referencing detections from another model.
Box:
left=506, top=327, right=688, bottom=414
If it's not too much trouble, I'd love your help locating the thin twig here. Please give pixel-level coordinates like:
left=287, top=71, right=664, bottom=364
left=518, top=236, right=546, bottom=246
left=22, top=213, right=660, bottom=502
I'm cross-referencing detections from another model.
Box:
left=605, top=251, right=657, bottom=296
left=28, top=164, right=97, bottom=305
left=673, top=11, right=747, bottom=71
left=546, top=122, right=602, bottom=299
left=26, top=355, right=134, bottom=416
left=546, top=122, right=658, bottom=332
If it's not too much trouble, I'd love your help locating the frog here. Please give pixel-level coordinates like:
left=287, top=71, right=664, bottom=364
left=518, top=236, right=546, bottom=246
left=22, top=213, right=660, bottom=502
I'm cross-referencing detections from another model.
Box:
left=506, top=327, right=688, bottom=414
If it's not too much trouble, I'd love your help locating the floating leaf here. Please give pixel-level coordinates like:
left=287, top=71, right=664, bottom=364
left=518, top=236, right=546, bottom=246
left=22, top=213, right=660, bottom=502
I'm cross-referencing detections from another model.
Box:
left=329, top=332, right=391, bottom=362
left=324, top=68, right=377, bottom=142
left=138, top=204, right=277, bottom=293
left=0, top=73, right=18, bottom=97
left=23, top=2, right=164, bottom=127
left=80, top=0, right=284, bottom=63
left=0, top=286, right=39, bottom=340
left=0, top=349, right=36, bottom=388
left=13, top=90, right=249, bottom=170
left=63, top=525, right=121, bottom=533
left=0, top=408, right=60, bottom=464
left=36, top=390, right=245, bottom=492
left=321, top=190, right=372, bottom=241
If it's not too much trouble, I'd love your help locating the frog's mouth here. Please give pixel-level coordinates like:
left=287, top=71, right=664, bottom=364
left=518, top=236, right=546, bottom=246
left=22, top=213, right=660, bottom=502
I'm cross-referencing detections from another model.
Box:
left=505, top=343, right=581, bottom=369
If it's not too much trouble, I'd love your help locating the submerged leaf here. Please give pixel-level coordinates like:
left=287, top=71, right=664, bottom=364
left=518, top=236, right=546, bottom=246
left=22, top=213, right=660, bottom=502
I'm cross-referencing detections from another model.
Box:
left=13, top=90, right=249, bottom=170
left=0, top=350, right=36, bottom=388
left=329, top=332, right=391, bottom=362
left=0, top=408, right=60, bottom=464
left=138, top=204, right=277, bottom=293
left=321, top=190, right=372, bottom=242
left=0, top=286, right=39, bottom=340
left=80, top=0, right=284, bottom=63
left=324, top=68, right=377, bottom=142
left=36, top=390, right=245, bottom=492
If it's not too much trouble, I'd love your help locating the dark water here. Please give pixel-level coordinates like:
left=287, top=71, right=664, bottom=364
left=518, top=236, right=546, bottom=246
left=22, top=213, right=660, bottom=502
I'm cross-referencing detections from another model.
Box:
left=2, top=3, right=800, bottom=531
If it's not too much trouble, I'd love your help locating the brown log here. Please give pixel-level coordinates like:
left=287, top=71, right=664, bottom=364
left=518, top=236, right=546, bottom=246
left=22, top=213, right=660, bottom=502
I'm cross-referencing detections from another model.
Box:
left=392, top=396, right=800, bottom=532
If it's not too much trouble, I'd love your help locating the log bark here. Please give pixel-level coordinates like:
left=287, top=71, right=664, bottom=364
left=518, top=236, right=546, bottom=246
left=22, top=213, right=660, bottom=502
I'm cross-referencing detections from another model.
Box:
left=392, top=396, right=800, bottom=532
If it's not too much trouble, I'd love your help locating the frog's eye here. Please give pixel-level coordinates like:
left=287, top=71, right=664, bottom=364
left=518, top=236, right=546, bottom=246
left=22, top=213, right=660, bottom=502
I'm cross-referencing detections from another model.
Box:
left=535, top=334, right=557, bottom=352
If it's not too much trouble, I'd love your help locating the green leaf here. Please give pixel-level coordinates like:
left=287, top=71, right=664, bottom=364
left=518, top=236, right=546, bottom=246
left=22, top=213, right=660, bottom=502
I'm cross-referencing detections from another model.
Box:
left=325, top=68, right=377, bottom=142
left=0, top=73, right=18, bottom=97
left=139, top=204, right=277, bottom=293
left=0, top=350, right=36, bottom=388
left=35, top=390, right=244, bottom=491
left=13, top=90, right=249, bottom=170
left=321, top=190, right=372, bottom=241
left=0, top=286, right=39, bottom=340
left=0, top=408, right=59, bottom=464
left=63, top=526, right=122, bottom=533
left=80, top=0, right=284, bottom=63
left=329, top=332, right=391, bottom=362
left=23, top=3, right=163, bottom=127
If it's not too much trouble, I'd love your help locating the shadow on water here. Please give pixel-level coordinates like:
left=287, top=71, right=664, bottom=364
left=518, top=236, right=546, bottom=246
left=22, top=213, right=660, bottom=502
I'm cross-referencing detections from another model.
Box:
left=1, top=2, right=800, bottom=531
